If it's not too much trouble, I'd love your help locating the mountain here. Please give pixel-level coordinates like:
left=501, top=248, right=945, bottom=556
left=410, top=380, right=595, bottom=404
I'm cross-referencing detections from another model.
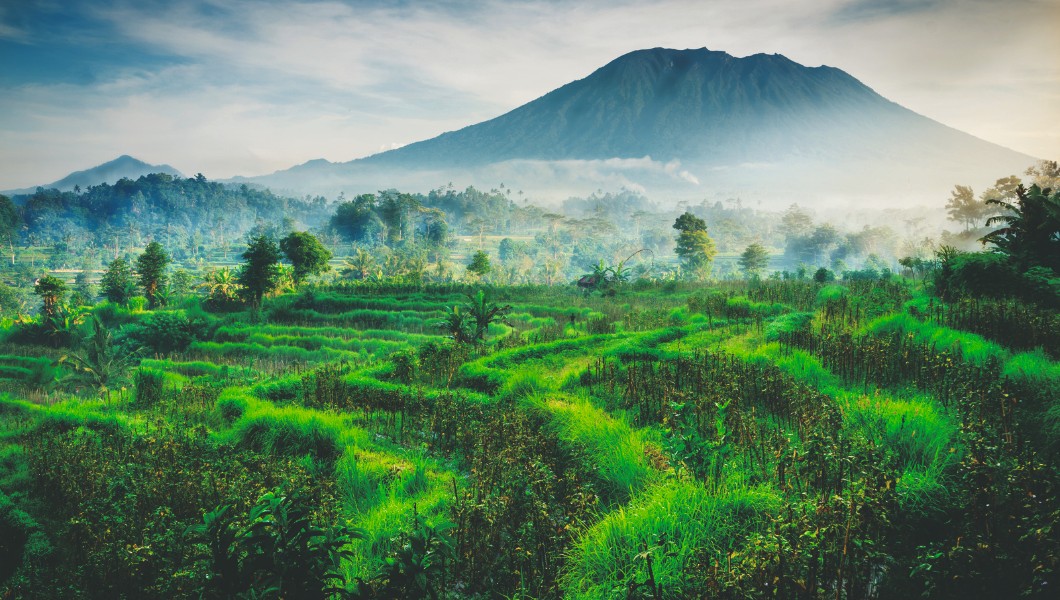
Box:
left=236, top=48, right=1037, bottom=206
left=3, top=155, right=183, bottom=196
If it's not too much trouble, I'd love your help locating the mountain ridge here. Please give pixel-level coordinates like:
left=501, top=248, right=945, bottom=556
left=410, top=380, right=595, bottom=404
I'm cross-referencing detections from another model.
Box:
left=234, top=47, right=1034, bottom=205
left=3, top=155, right=183, bottom=196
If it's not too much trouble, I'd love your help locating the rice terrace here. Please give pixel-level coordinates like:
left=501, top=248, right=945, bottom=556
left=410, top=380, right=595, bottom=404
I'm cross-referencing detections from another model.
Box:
left=1, top=1, right=1059, bottom=599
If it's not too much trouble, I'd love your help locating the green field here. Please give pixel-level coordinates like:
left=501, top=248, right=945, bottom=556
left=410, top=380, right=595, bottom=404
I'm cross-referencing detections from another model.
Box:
left=0, top=276, right=1056, bottom=599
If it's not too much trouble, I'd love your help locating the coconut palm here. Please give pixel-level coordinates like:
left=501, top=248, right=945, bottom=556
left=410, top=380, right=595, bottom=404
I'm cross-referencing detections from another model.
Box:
left=465, top=290, right=512, bottom=343
left=342, top=248, right=375, bottom=280
left=199, top=267, right=242, bottom=305
left=60, top=316, right=139, bottom=395
left=437, top=305, right=472, bottom=344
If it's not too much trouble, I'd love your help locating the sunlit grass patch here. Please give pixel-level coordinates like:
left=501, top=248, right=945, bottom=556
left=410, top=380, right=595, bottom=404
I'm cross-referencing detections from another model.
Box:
left=529, top=394, right=653, bottom=503
left=563, top=479, right=780, bottom=598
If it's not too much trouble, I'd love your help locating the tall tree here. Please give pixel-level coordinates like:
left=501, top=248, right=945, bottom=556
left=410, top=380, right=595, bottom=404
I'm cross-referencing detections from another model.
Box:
left=466, top=250, right=491, bottom=280
left=379, top=192, right=422, bottom=245
left=0, top=194, right=20, bottom=265
left=238, top=235, right=283, bottom=308
left=780, top=204, right=814, bottom=239
left=672, top=212, right=717, bottom=280
left=280, top=231, right=332, bottom=286
left=100, top=258, right=134, bottom=305
left=738, top=242, right=771, bottom=278
left=136, top=241, right=170, bottom=309
left=34, top=275, right=67, bottom=318
left=945, top=185, right=992, bottom=231
left=330, top=194, right=382, bottom=243
left=1025, top=159, right=1060, bottom=190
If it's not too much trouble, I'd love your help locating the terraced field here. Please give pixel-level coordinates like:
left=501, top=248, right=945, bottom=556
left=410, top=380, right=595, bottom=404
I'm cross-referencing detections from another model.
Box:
left=0, top=280, right=1057, bottom=598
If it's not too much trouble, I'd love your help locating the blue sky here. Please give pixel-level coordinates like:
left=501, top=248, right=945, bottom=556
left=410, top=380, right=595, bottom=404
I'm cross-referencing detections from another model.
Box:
left=1, top=0, right=1057, bottom=189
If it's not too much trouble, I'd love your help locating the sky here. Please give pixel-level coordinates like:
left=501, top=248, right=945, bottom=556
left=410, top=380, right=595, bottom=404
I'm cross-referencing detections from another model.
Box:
left=1, top=0, right=1058, bottom=190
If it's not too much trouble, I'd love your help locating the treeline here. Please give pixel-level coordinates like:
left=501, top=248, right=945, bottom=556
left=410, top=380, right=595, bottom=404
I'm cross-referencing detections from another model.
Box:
left=10, top=173, right=332, bottom=260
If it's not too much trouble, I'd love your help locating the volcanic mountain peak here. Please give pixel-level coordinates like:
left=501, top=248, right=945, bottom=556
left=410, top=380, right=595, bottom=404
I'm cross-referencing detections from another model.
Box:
left=240, top=47, right=1036, bottom=205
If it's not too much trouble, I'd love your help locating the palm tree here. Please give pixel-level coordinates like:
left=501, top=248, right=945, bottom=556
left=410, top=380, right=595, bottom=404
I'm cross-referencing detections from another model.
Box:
left=199, top=267, right=242, bottom=306
left=465, top=290, right=512, bottom=343
left=437, top=305, right=472, bottom=344
left=981, top=184, right=1060, bottom=271
left=60, top=316, right=139, bottom=396
left=342, top=248, right=375, bottom=280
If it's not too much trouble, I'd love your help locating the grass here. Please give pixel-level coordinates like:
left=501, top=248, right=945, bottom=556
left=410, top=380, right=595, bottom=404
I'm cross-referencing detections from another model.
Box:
left=529, top=394, right=654, bottom=503
left=863, top=313, right=1008, bottom=366
left=1, top=279, right=1056, bottom=597
left=563, top=479, right=780, bottom=598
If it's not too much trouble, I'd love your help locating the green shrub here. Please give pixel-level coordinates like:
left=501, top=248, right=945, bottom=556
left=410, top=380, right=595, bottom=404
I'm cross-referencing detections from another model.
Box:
left=127, top=311, right=210, bottom=355
left=215, top=388, right=252, bottom=423
left=133, top=368, right=168, bottom=407
left=764, top=311, right=813, bottom=342
left=127, top=296, right=148, bottom=312
left=230, top=404, right=347, bottom=466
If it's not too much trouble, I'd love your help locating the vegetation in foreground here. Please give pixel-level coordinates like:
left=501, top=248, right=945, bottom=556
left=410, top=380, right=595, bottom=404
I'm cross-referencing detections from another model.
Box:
left=0, top=163, right=1056, bottom=598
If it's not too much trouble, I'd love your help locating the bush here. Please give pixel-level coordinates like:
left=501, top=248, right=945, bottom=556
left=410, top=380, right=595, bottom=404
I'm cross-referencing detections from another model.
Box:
left=127, top=296, right=148, bottom=312
left=0, top=490, right=51, bottom=583
left=133, top=368, right=168, bottom=407
left=813, top=267, right=835, bottom=283
left=128, top=311, right=212, bottom=355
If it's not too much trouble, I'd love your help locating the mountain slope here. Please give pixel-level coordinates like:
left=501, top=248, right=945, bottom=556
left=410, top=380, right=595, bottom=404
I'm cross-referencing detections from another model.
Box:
left=239, top=48, right=1037, bottom=205
left=3, top=155, right=183, bottom=196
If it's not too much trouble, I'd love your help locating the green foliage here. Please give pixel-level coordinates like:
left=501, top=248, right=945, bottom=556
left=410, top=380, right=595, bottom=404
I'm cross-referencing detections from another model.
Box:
left=127, top=310, right=211, bottom=355
left=3, top=276, right=1060, bottom=599
left=444, top=289, right=512, bottom=344
left=533, top=395, right=652, bottom=503
left=136, top=241, right=170, bottom=309
left=133, top=367, right=168, bottom=407
left=60, top=316, right=139, bottom=393
left=763, top=311, right=813, bottom=342
left=33, top=275, right=66, bottom=318
left=673, top=212, right=717, bottom=280
left=200, top=266, right=243, bottom=311
left=330, top=193, right=383, bottom=243
left=100, top=257, right=135, bottom=305
left=369, top=509, right=454, bottom=600
left=981, top=183, right=1060, bottom=272
left=280, top=231, right=332, bottom=285
left=738, top=242, right=770, bottom=278
left=238, top=235, right=283, bottom=308
left=465, top=250, right=491, bottom=278
left=229, top=401, right=348, bottom=466
left=436, top=304, right=472, bottom=344
left=564, top=480, right=780, bottom=598
left=189, top=489, right=359, bottom=599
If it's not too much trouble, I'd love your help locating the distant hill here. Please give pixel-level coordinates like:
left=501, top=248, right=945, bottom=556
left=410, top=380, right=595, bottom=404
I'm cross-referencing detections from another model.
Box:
left=3, top=155, right=183, bottom=196
left=237, top=47, right=1037, bottom=206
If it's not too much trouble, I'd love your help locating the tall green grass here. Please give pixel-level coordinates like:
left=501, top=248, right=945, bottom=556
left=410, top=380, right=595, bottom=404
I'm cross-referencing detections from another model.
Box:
left=220, top=393, right=366, bottom=465
left=563, top=479, right=780, bottom=598
left=529, top=395, right=653, bottom=503
left=863, top=313, right=1008, bottom=366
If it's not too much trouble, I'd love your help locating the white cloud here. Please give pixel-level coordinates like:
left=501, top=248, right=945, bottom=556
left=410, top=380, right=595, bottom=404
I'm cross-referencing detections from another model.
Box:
left=1, top=0, right=1057, bottom=190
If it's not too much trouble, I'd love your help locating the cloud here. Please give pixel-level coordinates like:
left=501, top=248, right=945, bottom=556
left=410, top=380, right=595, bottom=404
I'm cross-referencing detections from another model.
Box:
left=0, top=0, right=1057, bottom=190
left=473, top=156, right=700, bottom=199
